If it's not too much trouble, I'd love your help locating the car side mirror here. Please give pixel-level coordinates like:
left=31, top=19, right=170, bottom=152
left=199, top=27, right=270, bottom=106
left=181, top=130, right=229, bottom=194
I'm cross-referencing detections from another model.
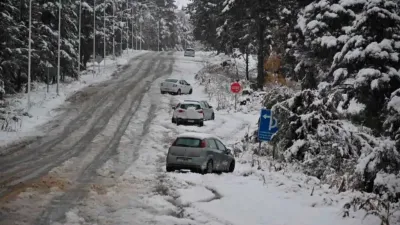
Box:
left=224, top=149, right=232, bottom=155
left=209, top=106, right=213, bottom=109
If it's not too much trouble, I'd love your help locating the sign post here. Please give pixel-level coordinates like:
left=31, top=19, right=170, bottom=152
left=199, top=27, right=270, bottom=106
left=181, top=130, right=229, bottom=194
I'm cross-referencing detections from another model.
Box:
left=230, top=81, right=241, bottom=110
left=95, top=55, right=103, bottom=74
left=45, top=62, right=56, bottom=93
left=258, top=108, right=279, bottom=158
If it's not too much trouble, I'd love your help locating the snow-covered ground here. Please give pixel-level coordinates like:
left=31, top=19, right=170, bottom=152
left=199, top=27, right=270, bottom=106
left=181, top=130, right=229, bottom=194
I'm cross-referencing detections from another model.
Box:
left=0, top=50, right=148, bottom=146
left=1, top=51, right=380, bottom=225
left=55, top=52, right=378, bottom=225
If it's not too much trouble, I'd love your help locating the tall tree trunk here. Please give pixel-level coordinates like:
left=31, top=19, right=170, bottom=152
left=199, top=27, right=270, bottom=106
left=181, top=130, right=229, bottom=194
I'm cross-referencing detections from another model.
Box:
left=256, top=22, right=265, bottom=89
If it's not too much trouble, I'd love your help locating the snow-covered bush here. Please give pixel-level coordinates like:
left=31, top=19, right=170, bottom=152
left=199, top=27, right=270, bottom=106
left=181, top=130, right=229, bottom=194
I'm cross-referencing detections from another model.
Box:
left=267, top=89, right=400, bottom=196
left=262, top=85, right=295, bottom=109
left=276, top=0, right=400, bottom=198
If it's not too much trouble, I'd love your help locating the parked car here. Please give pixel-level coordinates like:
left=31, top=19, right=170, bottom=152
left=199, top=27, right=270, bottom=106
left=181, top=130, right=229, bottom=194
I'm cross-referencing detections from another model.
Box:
left=184, top=48, right=195, bottom=57
left=166, top=132, right=235, bottom=174
left=160, top=78, right=193, bottom=95
left=183, top=100, right=215, bottom=120
left=172, top=102, right=204, bottom=126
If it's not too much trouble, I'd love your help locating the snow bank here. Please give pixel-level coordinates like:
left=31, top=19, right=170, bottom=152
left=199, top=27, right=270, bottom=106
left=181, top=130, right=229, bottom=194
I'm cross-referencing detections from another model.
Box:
left=0, top=50, right=148, bottom=146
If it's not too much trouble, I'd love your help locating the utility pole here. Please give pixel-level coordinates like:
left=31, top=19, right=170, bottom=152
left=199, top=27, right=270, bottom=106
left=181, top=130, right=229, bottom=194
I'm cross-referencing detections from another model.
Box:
left=57, top=0, right=61, bottom=95
left=78, top=0, right=82, bottom=80
left=112, top=0, right=115, bottom=59
left=139, top=7, right=142, bottom=50
left=120, top=6, right=122, bottom=56
left=103, top=2, right=106, bottom=68
left=131, top=5, right=134, bottom=51
left=93, top=0, right=96, bottom=74
left=28, top=0, right=32, bottom=106
left=135, top=6, right=138, bottom=50
left=157, top=20, right=159, bottom=52
left=126, top=0, right=129, bottom=52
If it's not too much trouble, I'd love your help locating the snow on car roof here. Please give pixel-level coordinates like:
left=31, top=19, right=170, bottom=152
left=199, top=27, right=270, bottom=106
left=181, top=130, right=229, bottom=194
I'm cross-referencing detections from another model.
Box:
left=177, top=132, right=216, bottom=140
left=178, top=100, right=201, bottom=105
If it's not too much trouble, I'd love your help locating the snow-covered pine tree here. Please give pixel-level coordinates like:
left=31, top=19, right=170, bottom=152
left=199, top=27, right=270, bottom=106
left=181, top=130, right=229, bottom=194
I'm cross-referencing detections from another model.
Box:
left=271, top=0, right=400, bottom=197
left=187, top=0, right=225, bottom=51
left=0, top=0, right=193, bottom=96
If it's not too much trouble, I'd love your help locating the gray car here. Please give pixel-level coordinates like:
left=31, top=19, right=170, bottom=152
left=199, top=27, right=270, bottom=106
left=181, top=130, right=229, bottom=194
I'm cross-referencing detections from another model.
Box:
left=166, top=132, right=235, bottom=174
left=184, top=48, right=195, bottom=57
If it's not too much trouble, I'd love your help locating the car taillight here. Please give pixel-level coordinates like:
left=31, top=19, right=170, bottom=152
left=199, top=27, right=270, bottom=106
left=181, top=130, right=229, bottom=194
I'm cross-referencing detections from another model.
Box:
left=178, top=109, right=184, bottom=113
left=198, top=110, right=203, bottom=115
left=200, top=140, right=206, bottom=148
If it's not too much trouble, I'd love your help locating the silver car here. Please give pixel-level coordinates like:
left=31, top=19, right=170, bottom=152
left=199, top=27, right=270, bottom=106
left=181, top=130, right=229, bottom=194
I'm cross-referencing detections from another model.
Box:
left=184, top=48, right=195, bottom=57
left=166, top=132, right=235, bottom=174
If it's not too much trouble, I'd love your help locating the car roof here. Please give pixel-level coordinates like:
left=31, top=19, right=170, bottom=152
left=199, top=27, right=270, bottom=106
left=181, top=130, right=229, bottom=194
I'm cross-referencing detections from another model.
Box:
left=179, top=101, right=201, bottom=105
left=184, top=100, right=202, bottom=103
left=177, top=132, right=216, bottom=140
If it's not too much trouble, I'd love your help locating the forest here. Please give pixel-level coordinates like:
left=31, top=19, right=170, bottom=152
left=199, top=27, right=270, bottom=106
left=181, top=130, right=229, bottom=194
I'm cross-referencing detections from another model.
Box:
left=188, top=0, right=400, bottom=199
left=0, top=0, right=192, bottom=99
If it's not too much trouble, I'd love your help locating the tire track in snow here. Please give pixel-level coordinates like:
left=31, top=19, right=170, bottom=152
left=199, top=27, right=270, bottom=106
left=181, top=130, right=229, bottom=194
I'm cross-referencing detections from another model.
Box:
left=48, top=54, right=176, bottom=225
left=0, top=53, right=155, bottom=194
left=34, top=53, right=170, bottom=225
left=0, top=52, right=153, bottom=169
left=0, top=52, right=168, bottom=225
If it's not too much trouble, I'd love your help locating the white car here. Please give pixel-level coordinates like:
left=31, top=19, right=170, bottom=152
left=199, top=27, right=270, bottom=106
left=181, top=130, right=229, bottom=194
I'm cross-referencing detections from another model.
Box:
left=172, top=102, right=204, bottom=126
left=183, top=100, right=215, bottom=120
left=184, top=48, right=195, bottom=57
left=160, top=78, right=193, bottom=95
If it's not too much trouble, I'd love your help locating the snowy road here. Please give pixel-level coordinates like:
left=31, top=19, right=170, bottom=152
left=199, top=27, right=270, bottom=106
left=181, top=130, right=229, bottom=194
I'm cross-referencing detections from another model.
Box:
left=0, top=52, right=376, bottom=225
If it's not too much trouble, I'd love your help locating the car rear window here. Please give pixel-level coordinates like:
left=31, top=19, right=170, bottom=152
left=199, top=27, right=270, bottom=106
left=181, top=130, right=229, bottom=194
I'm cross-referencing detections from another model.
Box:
left=186, top=49, right=194, bottom=52
left=166, top=79, right=178, bottom=83
left=180, top=104, right=201, bottom=110
left=173, top=138, right=201, bottom=147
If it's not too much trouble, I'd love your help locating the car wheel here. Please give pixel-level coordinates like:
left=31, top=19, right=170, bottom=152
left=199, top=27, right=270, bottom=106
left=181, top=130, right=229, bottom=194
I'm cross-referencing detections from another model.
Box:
left=228, top=160, right=235, bottom=173
left=202, top=160, right=213, bottom=174
left=198, top=121, right=204, bottom=127
left=166, top=165, right=175, bottom=172
left=189, top=89, right=192, bottom=94
left=211, top=113, right=215, bottom=120
left=171, top=117, right=176, bottom=123
left=176, top=89, right=181, bottom=95
left=161, top=91, right=166, bottom=94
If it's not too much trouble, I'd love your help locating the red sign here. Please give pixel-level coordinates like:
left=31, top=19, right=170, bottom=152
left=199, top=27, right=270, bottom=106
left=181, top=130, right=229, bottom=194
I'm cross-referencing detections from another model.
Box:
left=230, top=82, right=241, bottom=93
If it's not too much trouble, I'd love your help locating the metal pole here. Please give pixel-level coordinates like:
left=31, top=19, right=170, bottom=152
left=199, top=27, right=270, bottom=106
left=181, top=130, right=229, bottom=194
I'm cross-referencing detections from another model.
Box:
left=139, top=8, right=142, bottom=51
left=103, top=3, right=106, bottom=68
left=126, top=0, right=129, bottom=53
left=157, top=20, right=159, bottom=52
left=112, top=1, right=115, bottom=59
left=120, top=6, right=122, bottom=56
left=93, top=0, right=96, bottom=74
left=78, top=0, right=81, bottom=80
left=135, top=6, right=137, bottom=50
left=234, top=94, right=237, bottom=111
left=131, top=6, right=134, bottom=51
left=57, top=0, right=61, bottom=95
left=28, top=0, right=31, bottom=106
